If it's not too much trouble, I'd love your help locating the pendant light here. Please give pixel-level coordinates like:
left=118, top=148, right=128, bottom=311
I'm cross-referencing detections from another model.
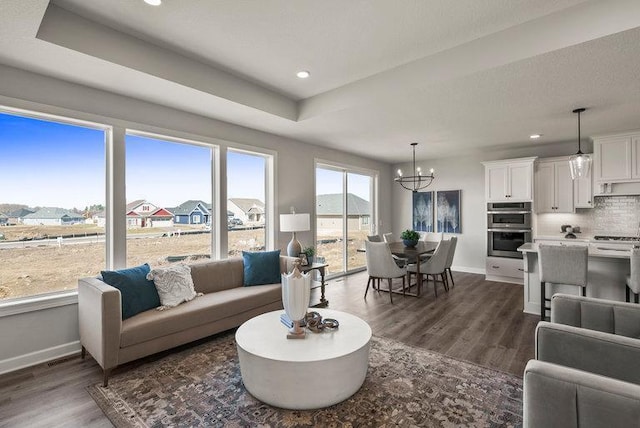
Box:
left=568, top=108, right=591, bottom=180
left=394, top=143, right=435, bottom=192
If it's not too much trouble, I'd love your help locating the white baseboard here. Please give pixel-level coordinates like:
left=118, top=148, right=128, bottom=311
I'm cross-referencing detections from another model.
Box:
left=451, top=265, right=485, bottom=275
left=524, top=302, right=540, bottom=316
left=484, top=274, right=524, bottom=285
left=0, top=340, right=81, bottom=375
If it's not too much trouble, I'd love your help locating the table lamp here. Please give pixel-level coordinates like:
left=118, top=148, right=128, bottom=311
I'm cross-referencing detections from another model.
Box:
left=280, top=213, right=310, bottom=257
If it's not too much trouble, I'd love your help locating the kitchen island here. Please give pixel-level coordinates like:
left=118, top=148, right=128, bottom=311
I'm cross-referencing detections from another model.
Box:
left=518, top=242, right=631, bottom=315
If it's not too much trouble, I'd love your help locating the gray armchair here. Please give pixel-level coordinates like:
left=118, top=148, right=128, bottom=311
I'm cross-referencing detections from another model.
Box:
left=523, top=294, right=640, bottom=427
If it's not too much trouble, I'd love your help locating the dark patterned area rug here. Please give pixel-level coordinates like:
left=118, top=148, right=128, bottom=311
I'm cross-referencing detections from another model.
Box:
left=88, top=332, right=522, bottom=427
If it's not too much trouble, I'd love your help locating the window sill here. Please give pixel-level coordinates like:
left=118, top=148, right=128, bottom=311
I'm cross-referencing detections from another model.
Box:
left=0, top=291, right=78, bottom=318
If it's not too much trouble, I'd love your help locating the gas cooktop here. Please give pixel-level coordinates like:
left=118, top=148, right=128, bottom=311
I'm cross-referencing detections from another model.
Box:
left=593, top=235, right=640, bottom=241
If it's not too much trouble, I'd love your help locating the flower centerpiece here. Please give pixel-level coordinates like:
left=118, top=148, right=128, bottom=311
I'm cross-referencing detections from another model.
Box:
left=400, top=229, right=420, bottom=248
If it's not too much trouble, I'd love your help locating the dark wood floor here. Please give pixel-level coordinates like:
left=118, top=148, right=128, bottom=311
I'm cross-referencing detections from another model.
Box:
left=0, top=270, right=538, bottom=427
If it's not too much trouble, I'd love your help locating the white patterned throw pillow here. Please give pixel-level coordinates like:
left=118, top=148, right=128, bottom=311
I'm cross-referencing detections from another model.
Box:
left=146, top=264, right=199, bottom=309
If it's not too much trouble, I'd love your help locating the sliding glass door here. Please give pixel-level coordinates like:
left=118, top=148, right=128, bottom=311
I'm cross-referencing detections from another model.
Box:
left=315, top=163, right=376, bottom=276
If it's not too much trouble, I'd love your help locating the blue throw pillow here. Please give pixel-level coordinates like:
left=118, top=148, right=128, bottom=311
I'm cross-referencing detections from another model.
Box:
left=242, top=250, right=281, bottom=286
left=101, top=263, right=161, bottom=320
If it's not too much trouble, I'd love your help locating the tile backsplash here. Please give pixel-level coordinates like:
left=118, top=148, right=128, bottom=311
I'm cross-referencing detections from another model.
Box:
left=592, top=196, right=640, bottom=235
left=536, top=211, right=593, bottom=237
left=535, top=195, right=640, bottom=237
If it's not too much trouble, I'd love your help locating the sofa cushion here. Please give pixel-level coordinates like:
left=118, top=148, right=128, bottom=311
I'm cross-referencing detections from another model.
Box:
left=101, top=264, right=160, bottom=320
left=190, top=258, right=245, bottom=294
left=146, top=264, right=197, bottom=308
left=243, top=250, right=281, bottom=286
left=120, top=283, right=282, bottom=347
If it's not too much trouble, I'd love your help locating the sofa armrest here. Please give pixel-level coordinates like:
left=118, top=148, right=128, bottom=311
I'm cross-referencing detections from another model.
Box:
left=551, top=293, right=640, bottom=337
left=535, top=321, right=640, bottom=385
left=523, top=360, right=640, bottom=428
left=77, top=277, right=122, bottom=371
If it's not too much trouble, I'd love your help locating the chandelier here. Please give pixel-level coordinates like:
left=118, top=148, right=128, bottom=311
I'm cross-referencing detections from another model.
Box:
left=568, top=107, right=591, bottom=180
left=394, top=143, right=435, bottom=192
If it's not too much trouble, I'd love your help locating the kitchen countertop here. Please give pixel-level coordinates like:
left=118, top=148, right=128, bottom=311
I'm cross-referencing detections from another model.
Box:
left=534, top=234, right=591, bottom=242
left=518, top=243, right=631, bottom=259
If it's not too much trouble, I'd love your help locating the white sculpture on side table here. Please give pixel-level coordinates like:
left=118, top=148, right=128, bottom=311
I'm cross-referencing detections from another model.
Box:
left=281, top=264, right=311, bottom=339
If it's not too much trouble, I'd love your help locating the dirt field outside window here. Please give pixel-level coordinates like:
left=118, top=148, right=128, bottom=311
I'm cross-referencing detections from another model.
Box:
left=0, top=225, right=367, bottom=300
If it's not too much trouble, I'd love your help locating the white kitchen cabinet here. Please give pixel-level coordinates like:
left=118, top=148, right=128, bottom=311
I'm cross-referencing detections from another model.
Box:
left=633, top=136, right=640, bottom=179
left=483, top=157, right=536, bottom=202
left=574, top=172, right=593, bottom=208
left=485, top=256, right=524, bottom=284
left=534, top=158, right=574, bottom=213
left=594, top=134, right=634, bottom=182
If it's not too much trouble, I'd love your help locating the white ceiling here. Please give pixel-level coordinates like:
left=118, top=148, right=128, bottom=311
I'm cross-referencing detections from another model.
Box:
left=1, top=0, right=640, bottom=163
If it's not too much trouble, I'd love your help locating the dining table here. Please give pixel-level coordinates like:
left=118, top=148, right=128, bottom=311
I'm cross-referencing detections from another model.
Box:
left=359, top=240, right=438, bottom=297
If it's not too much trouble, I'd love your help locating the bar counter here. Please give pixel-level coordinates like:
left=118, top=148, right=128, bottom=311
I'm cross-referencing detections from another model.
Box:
left=517, top=243, right=630, bottom=315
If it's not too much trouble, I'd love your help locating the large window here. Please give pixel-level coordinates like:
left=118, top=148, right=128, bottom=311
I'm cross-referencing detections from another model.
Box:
left=315, top=163, right=376, bottom=275
left=0, top=105, right=277, bottom=304
left=227, top=149, right=270, bottom=256
left=0, top=111, right=106, bottom=300
left=125, top=133, right=213, bottom=267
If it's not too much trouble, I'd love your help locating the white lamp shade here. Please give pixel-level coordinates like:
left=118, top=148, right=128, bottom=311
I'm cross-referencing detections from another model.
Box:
left=280, top=213, right=310, bottom=232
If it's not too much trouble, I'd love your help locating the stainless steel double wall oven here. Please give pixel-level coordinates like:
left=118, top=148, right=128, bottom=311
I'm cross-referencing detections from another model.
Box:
left=487, top=202, right=532, bottom=259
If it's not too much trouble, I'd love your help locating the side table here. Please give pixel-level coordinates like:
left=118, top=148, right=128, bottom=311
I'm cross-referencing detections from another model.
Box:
left=300, top=262, right=329, bottom=307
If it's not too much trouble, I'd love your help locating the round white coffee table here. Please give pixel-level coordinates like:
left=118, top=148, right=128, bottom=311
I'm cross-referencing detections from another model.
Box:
left=235, top=309, right=372, bottom=410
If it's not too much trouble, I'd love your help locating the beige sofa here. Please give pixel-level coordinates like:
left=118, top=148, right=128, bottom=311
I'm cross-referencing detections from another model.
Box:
left=78, top=256, right=297, bottom=386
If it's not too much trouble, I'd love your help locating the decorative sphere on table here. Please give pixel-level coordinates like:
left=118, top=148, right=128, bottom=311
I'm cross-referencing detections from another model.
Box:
left=281, top=265, right=311, bottom=339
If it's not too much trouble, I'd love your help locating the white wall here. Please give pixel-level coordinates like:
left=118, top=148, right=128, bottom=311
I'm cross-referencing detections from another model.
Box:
left=391, top=140, right=591, bottom=273
left=0, top=64, right=392, bottom=373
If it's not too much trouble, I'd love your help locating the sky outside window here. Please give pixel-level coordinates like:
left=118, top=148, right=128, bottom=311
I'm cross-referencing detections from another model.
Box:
left=316, top=168, right=370, bottom=201
left=126, top=134, right=212, bottom=207
left=0, top=113, right=268, bottom=211
left=0, top=112, right=105, bottom=209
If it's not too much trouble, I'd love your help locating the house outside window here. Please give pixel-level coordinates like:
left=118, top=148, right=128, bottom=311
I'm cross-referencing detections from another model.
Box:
left=315, top=162, right=377, bottom=276
left=126, top=132, right=213, bottom=267
left=227, top=148, right=273, bottom=256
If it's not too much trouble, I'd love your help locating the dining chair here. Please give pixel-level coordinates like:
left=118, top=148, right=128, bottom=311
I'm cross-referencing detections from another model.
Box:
left=364, top=240, right=407, bottom=303
left=380, top=232, right=410, bottom=266
left=420, top=232, right=443, bottom=242
left=538, top=244, right=588, bottom=321
left=407, top=239, right=451, bottom=297
left=444, top=236, right=458, bottom=288
left=625, top=247, right=640, bottom=303
left=366, top=234, right=383, bottom=290
left=417, top=232, right=442, bottom=262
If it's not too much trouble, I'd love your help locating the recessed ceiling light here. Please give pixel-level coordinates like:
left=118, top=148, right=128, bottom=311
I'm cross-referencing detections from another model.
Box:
left=296, top=70, right=310, bottom=79
left=144, top=0, right=162, bottom=6
left=530, top=134, right=542, bottom=139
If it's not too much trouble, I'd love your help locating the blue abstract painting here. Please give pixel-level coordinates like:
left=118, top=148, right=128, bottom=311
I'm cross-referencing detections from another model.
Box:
left=436, top=190, right=461, bottom=233
left=412, top=191, right=434, bottom=232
